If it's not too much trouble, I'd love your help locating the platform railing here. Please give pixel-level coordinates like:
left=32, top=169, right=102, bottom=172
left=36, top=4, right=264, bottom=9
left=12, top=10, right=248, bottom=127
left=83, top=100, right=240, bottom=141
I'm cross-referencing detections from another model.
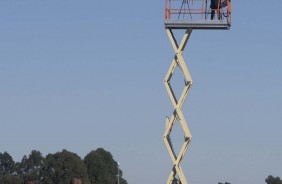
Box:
left=165, top=0, right=232, bottom=24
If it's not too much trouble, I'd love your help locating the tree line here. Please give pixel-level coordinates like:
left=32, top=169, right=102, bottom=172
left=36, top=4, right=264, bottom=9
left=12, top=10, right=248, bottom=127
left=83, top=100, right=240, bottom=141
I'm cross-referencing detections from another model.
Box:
left=1, top=147, right=280, bottom=184
left=0, top=148, right=127, bottom=184
left=218, top=175, right=282, bottom=184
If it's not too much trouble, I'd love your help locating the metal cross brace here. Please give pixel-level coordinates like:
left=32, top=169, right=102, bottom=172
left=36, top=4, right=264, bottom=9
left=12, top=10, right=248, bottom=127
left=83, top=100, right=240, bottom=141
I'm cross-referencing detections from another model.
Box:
left=163, top=28, right=193, bottom=184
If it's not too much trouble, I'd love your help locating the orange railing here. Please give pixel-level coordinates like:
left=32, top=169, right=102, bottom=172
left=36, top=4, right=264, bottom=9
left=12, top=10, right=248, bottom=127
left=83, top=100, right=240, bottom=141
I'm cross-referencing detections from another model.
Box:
left=165, top=0, right=232, bottom=23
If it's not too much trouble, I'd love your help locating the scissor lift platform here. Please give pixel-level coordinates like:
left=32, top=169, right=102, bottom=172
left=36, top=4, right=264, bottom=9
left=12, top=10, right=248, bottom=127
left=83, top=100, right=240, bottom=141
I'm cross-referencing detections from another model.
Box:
left=165, top=19, right=230, bottom=29
left=164, top=0, right=232, bottom=30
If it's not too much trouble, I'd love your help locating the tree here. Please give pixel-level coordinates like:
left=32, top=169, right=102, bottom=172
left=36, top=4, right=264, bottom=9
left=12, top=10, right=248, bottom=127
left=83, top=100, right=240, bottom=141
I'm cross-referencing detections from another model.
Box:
left=265, top=175, right=282, bottom=184
left=84, top=148, right=127, bottom=184
left=0, top=152, right=16, bottom=176
left=0, top=149, right=128, bottom=184
left=41, top=149, right=90, bottom=184
left=17, top=150, right=45, bottom=182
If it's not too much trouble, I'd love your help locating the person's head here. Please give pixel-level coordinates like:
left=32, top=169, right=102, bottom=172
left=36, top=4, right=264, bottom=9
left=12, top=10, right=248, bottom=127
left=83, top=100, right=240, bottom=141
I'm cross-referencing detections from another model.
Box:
left=24, top=179, right=36, bottom=184
left=70, top=178, right=82, bottom=184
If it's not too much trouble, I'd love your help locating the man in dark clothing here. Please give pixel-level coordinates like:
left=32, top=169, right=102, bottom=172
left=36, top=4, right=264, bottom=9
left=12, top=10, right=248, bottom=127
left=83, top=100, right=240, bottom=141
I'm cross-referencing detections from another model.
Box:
left=210, top=0, right=220, bottom=20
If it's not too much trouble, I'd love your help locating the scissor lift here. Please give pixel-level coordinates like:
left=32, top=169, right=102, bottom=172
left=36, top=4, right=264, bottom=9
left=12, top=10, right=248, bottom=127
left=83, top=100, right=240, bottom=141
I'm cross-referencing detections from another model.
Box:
left=163, top=0, right=232, bottom=184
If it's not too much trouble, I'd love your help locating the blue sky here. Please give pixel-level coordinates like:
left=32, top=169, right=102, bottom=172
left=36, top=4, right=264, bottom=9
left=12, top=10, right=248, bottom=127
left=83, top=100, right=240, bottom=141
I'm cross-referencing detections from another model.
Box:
left=0, top=0, right=281, bottom=184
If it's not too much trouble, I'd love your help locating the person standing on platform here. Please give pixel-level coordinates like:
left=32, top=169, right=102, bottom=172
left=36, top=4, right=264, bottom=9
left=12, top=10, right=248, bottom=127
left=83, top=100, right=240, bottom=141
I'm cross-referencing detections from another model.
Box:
left=210, top=0, right=220, bottom=20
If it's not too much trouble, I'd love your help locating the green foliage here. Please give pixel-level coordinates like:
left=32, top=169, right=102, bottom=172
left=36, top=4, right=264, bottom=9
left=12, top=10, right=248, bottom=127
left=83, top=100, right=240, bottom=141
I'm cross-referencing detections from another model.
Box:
left=84, top=148, right=127, bottom=184
left=0, top=149, right=128, bottom=184
left=17, top=150, right=45, bottom=182
left=265, top=175, right=282, bottom=184
left=3, top=149, right=282, bottom=184
left=41, top=149, right=90, bottom=184
left=0, top=152, right=16, bottom=176
left=0, top=175, right=22, bottom=184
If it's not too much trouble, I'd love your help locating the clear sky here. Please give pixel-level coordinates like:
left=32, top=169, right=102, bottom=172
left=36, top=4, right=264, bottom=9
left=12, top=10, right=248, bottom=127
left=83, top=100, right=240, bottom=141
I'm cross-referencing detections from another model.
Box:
left=0, top=0, right=281, bottom=184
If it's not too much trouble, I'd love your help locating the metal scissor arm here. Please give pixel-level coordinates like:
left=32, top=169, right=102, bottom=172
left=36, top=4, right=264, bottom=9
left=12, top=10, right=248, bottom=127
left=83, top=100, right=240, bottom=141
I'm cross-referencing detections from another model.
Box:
left=163, top=28, right=193, bottom=184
